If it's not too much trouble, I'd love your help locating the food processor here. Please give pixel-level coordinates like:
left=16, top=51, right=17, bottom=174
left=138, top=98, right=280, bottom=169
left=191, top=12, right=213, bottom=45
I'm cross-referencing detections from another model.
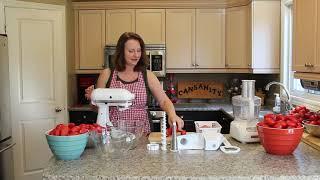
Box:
left=230, top=80, right=261, bottom=143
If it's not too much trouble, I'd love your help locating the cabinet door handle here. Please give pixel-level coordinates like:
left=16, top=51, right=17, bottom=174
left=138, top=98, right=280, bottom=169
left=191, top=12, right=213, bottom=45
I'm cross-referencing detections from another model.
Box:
left=304, top=63, right=308, bottom=67
left=195, top=63, right=199, bottom=67
left=309, top=63, right=314, bottom=67
left=191, top=63, right=195, bottom=67
left=102, top=64, right=105, bottom=68
left=248, top=63, right=251, bottom=67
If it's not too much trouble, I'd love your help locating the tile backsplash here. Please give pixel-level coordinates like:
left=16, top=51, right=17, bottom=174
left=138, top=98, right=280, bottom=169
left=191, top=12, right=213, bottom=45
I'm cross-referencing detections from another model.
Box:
left=162, top=73, right=280, bottom=106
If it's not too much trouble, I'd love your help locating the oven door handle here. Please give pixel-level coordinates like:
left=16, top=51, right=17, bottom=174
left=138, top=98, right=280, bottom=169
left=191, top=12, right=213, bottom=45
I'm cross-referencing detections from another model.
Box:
left=0, top=143, right=16, bottom=153
left=152, top=120, right=161, bottom=123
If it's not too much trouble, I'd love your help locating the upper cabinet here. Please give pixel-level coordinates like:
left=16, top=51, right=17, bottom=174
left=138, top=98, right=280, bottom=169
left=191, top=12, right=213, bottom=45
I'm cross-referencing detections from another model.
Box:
left=72, top=0, right=280, bottom=74
left=251, top=0, right=280, bottom=73
left=75, top=10, right=105, bottom=71
left=293, top=0, right=320, bottom=73
left=74, top=9, right=165, bottom=73
left=136, top=9, right=165, bottom=44
left=0, top=1, right=5, bottom=34
left=166, top=9, right=225, bottom=72
left=166, top=9, right=195, bottom=70
left=226, top=5, right=251, bottom=69
left=106, top=9, right=135, bottom=45
left=196, top=9, right=225, bottom=69
left=226, top=0, right=280, bottom=73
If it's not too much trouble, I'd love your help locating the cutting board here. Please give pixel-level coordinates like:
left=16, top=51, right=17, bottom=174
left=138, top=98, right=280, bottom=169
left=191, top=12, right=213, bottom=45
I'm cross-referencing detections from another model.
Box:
left=301, top=132, right=320, bottom=151
left=148, top=132, right=194, bottom=144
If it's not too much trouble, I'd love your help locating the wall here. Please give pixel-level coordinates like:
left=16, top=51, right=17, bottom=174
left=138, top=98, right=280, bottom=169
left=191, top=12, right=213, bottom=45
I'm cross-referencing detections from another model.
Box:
left=19, top=0, right=65, bottom=5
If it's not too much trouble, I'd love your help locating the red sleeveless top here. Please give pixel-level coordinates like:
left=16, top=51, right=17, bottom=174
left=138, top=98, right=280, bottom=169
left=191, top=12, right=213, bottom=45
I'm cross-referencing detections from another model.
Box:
left=108, top=70, right=150, bottom=133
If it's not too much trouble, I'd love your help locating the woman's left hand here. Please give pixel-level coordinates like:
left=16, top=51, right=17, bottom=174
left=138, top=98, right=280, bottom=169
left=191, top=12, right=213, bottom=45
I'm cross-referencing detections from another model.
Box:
left=168, top=114, right=184, bottom=131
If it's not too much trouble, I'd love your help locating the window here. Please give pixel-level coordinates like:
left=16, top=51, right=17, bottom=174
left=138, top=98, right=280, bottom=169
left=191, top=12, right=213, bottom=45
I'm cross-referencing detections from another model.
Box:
left=281, top=0, right=320, bottom=110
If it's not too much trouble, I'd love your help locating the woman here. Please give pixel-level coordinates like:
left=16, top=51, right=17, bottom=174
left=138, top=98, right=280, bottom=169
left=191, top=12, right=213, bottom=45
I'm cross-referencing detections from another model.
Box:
left=85, top=32, right=184, bottom=134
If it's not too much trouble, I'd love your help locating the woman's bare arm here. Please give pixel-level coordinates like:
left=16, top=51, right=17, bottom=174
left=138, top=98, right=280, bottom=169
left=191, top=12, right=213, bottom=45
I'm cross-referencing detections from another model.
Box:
left=147, top=70, right=184, bottom=130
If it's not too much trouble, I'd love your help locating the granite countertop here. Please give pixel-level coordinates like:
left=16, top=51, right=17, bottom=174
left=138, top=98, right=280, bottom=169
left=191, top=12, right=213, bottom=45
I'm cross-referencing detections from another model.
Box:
left=43, top=136, right=320, bottom=180
left=68, top=102, right=234, bottom=112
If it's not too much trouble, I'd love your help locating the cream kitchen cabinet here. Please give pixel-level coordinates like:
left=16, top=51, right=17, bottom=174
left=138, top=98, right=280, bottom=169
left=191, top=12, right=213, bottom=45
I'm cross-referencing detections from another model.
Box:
left=226, top=5, right=251, bottom=69
left=166, top=9, right=195, bottom=70
left=251, top=0, right=280, bottom=73
left=75, top=9, right=164, bottom=73
left=166, top=9, right=225, bottom=72
left=136, top=9, right=165, bottom=44
left=106, top=9, right=135, bottom=45
left=196, top=9, right=225, bottom=69
left=75, top=10, right=105, bottom=71
left=226, top=1, right=280, bottom=73
left=293, top=0, right=320, bottom=73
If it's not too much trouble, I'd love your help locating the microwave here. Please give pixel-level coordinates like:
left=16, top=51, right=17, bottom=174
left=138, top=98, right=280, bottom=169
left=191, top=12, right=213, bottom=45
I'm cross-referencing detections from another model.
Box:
left=104, top=44, right=166, bottom=77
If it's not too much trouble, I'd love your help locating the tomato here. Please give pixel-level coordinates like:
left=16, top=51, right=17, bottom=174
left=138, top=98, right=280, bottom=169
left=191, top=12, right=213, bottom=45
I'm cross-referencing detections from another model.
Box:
left=56, top=123, right=64, bottom=129
left=278, top=120, right=288, bottom=129
left=264, top=117, right=276, bottom=126
left=166, top=127, right=172, bottom=136
left=49, top=129, right=56, bottom=135
left=276, top=114, right=285, bottom=121
left=54, top=128, right=61, bottom=136
left=293, top=113, right=301, bottom=119
left=257, top=122, right=264, bottom=126
left=60, top=125, right=69, bottom=136
left=286, top=121, right=297, bottom=128
left=70, top=126, right=80, bottom=133
left=69, top=131, right=80, bottom=136
left=309, top=121, right=318, bottom=125
left=79, top=128, right=88, bottom=134
left=180, top=130, right=187, bottom=135
left=264, top=114, right=276, bottom=120
left=96, top=126, right=103, bottom=133
left=68, top=123, right=76, bottom=128
left=273, top=122, right=283, bottom=129
left=93, top=123, right=99, bottom=127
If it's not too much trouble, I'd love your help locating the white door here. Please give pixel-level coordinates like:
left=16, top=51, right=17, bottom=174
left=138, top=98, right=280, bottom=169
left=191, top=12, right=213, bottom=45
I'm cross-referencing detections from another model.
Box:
left=5, top=4, right=67, bottom=180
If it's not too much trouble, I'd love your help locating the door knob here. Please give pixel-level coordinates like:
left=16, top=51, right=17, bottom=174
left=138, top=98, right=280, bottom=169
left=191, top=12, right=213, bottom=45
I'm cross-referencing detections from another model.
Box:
left=55, top=107, right=62, bottom=112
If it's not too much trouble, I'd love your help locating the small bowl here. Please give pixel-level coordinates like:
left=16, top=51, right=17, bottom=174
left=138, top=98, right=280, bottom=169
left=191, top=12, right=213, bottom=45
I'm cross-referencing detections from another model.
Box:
left=45, top=130, right=88, bottom=160
left=257, top=125, right=304, bottom=155
left=303, top=122, right=320, bottom=137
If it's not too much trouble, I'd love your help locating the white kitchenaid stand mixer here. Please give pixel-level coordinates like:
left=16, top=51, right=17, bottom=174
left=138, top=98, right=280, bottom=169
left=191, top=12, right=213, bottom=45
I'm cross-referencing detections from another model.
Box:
left=230, top=80, right=261, bottom=143
left=90, top=88, right=135, bottom=127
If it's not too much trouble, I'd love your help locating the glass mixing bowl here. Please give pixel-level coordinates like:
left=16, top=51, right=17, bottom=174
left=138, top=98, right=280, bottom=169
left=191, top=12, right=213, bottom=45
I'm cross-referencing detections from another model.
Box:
left=92, top=121, right=145, bottom=158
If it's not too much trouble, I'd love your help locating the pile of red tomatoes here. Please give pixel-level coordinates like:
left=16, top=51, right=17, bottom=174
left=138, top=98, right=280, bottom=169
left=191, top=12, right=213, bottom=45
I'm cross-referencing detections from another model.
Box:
left=48, top=123, right=104, bottom=136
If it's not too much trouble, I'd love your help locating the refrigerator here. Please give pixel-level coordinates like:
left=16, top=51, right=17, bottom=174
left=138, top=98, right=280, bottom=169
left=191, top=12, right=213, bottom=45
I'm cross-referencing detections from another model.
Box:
left=0, top=34, right=15, bottom=180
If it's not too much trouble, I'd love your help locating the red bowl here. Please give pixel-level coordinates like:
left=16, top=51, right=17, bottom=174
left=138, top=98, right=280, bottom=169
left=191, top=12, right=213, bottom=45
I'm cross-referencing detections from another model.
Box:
left=256, top=125, right=304, bottom=155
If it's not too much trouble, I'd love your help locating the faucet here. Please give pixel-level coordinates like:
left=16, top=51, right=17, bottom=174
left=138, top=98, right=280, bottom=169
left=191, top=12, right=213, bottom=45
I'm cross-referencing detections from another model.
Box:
left=265, top=81, right=294, bottom=113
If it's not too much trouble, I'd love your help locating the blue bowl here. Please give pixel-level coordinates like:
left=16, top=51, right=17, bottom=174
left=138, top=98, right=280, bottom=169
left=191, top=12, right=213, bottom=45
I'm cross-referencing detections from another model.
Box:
left=45, top=130, right=89, bottom=160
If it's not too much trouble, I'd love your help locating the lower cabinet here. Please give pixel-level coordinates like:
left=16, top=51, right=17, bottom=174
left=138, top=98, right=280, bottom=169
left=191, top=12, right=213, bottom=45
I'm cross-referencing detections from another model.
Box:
left=69, top=110, right=97, bottom=125
left=151, top=110, right=234, bottom=133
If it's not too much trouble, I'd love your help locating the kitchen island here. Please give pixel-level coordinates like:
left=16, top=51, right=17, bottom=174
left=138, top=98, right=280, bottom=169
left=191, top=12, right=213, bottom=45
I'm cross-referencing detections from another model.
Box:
left=43, top=136, right=320, bottom=180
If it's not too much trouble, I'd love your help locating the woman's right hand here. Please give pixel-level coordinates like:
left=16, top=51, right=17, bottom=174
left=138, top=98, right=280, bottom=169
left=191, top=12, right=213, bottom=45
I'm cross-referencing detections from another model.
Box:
left=85, top=85, right=94, bottom=100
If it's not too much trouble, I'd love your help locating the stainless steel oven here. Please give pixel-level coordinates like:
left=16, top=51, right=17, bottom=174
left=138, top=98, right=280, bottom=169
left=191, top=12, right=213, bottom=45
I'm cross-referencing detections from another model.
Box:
left=104, top=44, right=166, bottom=77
